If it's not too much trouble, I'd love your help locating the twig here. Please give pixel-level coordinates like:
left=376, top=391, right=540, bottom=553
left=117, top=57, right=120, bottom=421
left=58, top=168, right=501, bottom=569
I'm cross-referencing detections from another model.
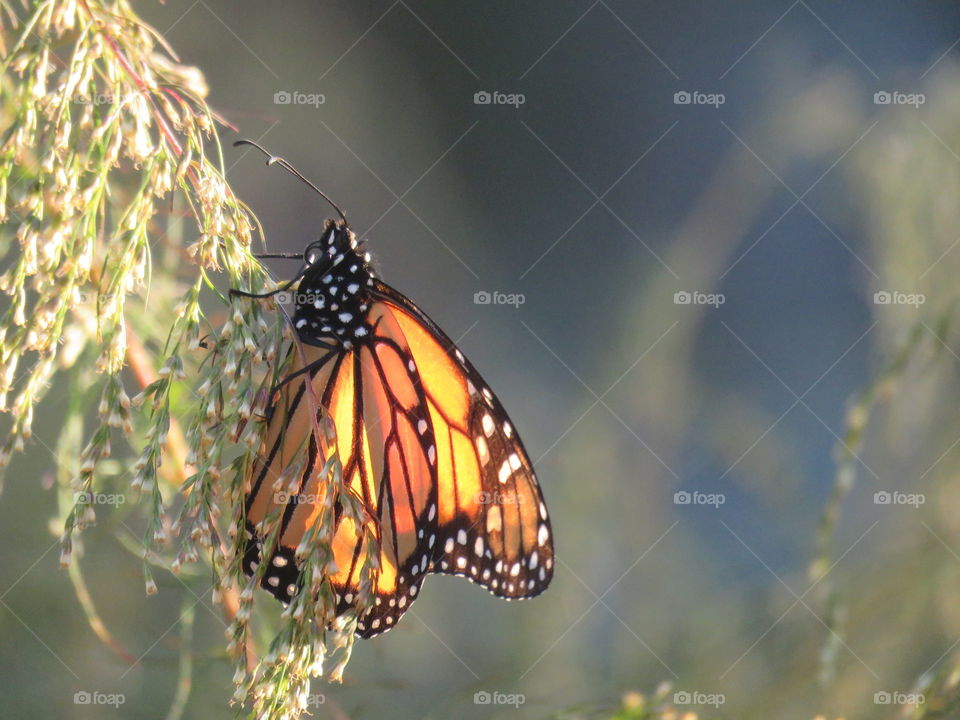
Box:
left=125, top=323, right=256, bottom=671
left=125, top=327, right=190, bottom=485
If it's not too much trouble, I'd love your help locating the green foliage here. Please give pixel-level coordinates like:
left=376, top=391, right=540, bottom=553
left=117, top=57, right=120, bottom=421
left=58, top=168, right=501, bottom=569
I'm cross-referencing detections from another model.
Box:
left=0, top=1, right=365, bottom=718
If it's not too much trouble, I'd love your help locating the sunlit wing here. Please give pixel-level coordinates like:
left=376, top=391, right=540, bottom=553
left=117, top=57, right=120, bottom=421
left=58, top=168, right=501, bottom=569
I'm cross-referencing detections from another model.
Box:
left=244, top=314, right=440, bottom=636
left=373, top=282, right=554, bottom=600
left=244, top=284, right=553, bottom=638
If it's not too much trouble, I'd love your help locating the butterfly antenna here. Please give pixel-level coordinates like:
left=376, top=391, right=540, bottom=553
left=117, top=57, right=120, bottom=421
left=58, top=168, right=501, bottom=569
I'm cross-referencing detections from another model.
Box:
left=234, top=139, right=349, bottom=226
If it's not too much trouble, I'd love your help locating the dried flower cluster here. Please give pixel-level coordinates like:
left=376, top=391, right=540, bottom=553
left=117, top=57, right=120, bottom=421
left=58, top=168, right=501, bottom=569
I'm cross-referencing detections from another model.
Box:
left=0, top=1, right=363, bottom=718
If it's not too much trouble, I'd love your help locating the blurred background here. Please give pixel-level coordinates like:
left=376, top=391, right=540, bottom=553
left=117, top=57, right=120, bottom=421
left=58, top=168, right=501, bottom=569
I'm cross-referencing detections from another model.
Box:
left=8, top=1, right=960, bottom=718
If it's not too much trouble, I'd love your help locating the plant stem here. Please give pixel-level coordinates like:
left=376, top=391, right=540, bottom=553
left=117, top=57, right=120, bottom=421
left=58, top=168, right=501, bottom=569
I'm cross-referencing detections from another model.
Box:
left=125, top=323, right=257, bottom=671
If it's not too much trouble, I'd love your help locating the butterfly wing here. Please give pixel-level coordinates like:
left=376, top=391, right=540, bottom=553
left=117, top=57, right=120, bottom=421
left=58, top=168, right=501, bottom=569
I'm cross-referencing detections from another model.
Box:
left=243, top=345, right=341, bottom=606
left=244, top=284, right=554, bottom=637
left=372, top=281, right=555, bottom=600
left=338, top=302, right=440, bottom=634
left=244, top=312, right=441, bottom=637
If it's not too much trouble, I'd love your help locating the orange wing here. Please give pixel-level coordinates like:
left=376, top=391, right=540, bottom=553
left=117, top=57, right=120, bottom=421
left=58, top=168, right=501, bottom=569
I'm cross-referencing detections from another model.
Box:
left=244, top=285, right=553, bottom=637
left=244, top=309, right=440, bottom=636
left=372, top=283, right=554, bottom=601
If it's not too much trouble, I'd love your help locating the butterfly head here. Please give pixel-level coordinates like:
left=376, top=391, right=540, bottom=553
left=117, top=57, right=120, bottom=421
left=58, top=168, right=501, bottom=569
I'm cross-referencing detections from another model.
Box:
left=293, top=220, right=376, bottom=348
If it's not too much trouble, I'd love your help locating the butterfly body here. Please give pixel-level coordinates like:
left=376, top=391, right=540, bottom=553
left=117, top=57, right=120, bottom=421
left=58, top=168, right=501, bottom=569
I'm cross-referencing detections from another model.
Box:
left=243, top=219, right=554, bottom=638
left=291, top=225, right=375, bottom=348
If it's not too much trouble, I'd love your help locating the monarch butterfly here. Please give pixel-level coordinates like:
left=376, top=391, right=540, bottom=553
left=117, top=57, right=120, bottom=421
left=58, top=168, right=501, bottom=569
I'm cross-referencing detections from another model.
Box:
left=235, top=141, right=554, bottom=637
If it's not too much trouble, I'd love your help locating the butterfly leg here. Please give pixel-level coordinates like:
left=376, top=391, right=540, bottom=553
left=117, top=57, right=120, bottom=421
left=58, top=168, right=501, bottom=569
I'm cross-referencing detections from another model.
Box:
left=229, top=286, right=290, bottom=300
left=229, top=263, right=309, bottom=300
left=271, top=347, right=338, bottom=395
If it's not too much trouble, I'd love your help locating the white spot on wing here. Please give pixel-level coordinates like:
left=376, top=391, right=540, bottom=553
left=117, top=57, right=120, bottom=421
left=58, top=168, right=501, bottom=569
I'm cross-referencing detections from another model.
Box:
left=476, top=435, right=489, bottom=464
left=482, top=414, right=495, bottom=437
left=487, top=506, right=502, bottom=533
